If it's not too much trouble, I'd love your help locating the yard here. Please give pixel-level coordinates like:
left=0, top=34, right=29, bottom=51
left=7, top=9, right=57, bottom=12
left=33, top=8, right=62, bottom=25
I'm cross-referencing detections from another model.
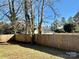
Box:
left=0, top=42, right=79, bottom=59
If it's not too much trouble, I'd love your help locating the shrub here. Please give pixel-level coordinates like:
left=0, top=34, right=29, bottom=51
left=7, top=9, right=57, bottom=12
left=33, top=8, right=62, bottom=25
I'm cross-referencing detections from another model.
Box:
left=64, top=23, right=75, bottom=33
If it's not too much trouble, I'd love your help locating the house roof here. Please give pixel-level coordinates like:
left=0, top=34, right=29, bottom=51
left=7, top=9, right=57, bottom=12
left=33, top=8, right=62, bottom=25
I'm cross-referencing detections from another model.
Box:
left=73, top=12, right=79, bottom=23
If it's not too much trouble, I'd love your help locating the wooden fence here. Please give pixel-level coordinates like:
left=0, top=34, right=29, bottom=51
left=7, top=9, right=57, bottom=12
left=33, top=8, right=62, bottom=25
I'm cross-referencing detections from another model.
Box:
left=15, top=34, right=32, bottom=43
left=35, top=33, right=79, bottom=51
left=0, top=34, right=14, bottom=42
left=1, top=33, right=78, bottom=51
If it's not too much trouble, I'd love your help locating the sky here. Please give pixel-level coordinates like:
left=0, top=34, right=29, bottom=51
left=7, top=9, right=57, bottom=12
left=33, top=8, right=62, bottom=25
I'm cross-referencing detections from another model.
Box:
left=56, top=0, right=79, bottom=19
left=39, top=0, right=79, bottom=26
left=0, top=0, right=79, bottom=26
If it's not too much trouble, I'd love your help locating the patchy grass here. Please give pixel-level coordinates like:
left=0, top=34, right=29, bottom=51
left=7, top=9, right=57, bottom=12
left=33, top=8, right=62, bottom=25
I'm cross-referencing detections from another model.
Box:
left=0, top=42, right=78, bottom=59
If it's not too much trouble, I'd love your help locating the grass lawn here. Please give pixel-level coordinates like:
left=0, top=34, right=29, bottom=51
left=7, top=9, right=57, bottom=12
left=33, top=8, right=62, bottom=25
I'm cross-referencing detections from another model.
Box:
left=0, top=42, right=78, bottom=59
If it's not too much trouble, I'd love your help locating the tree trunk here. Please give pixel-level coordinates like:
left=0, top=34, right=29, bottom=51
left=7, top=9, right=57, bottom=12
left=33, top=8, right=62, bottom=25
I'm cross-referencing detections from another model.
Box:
left=8, top=0, right=16, bottom=34
left=24, top=0, right=29, bottom=34
left=38, top=0, right=44, bottom=34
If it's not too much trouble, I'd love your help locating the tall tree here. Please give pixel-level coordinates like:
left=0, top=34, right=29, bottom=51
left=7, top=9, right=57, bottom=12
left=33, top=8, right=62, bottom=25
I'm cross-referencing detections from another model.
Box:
left=23, top=0, right=31, bottom=34
left=67, top=17, right=75, bottom=24
left=8, top=0, right=17, bottom=33
left=38, top=0, right=44, bottom=34
left=61, top=17, right=66, bottom=25
left=37, top=0, right=59, bottom=34
left=7, top=0, right=16, bottom=22
left=0, top=0, right=59, bottom=34
left=30, top=0, right=35, bottom=35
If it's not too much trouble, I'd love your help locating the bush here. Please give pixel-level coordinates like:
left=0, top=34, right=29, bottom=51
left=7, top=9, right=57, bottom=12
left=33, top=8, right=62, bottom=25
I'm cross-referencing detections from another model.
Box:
left=3, top=28, right=14, bottom=34
left=64, top=24, right=75, bottom=33
left=54, top=29, right=64, bottom=33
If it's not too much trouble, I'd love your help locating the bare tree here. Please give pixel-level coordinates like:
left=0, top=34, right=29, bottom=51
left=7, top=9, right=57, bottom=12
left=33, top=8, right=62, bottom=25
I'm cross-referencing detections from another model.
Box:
left=0, top=0, right=59, bottom=34
left=0, top=0, right=23, bottom=34
left=38, top=0, right=44, bottom=34
left=30, top=0, right=35, bottom=35
left=23, top=0, right=31, bottom=34
left=37, top=0, right=59, bottom=34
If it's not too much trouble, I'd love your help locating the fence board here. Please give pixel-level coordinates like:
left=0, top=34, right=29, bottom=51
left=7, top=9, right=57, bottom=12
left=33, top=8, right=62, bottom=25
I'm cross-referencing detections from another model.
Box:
left=15, top=34, right=32, bottom=43
left=0, top=34, right=14, bottom=42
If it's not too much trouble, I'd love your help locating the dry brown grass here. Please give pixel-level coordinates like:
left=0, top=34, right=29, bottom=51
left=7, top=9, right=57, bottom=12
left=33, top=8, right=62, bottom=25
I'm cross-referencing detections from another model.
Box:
left=0, top=42, right=78, bottom=59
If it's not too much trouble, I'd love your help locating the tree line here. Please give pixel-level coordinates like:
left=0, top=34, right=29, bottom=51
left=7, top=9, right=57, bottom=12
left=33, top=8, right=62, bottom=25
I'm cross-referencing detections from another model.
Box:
left=51, top=15, right=79, bottom=33
left=0, top=0, right=59, bottom=34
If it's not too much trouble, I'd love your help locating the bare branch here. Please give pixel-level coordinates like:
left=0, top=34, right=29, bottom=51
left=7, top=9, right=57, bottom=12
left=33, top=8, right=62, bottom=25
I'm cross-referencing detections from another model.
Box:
left=16, top=2, right=23, bottom=15
left=46, top=4, right=59, bottom=19
left=0, top=11, right=9, bottom=20
left=0, top=4, right=8, bottom=7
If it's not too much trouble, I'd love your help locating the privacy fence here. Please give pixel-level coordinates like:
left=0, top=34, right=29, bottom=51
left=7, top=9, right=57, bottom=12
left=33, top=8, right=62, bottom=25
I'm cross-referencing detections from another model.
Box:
left=0, top=33, right=79, bottom=51
left=0, top=34, right=14, bottom=42
left=35, top=33, right=79, bottom=51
